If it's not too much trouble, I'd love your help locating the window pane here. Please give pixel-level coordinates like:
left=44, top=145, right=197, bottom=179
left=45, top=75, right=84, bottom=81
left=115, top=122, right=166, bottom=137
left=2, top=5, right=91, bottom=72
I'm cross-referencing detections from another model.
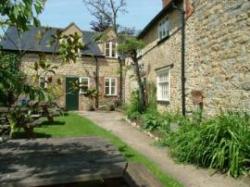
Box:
left=157, top=69, right=170, bottom=101
left=106, top=42, right=110, bottom=56
left=110, top=86, right=115, bottom=95
left=111, top=79, right=116, bottom=86
left=80, top=78, right=88, bottom=85
left=105, top=79, right=109, bottom=87
left=105, top=86, right=109, bottom=95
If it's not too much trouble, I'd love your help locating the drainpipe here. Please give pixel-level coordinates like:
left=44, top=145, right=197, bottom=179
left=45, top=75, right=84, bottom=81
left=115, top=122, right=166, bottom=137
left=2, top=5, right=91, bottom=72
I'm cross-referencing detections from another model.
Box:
left=118, top=56, right=124, bottom=105
left=95, top=56, right=99, bottom=109
left=172, top=1, right=186, bottom=116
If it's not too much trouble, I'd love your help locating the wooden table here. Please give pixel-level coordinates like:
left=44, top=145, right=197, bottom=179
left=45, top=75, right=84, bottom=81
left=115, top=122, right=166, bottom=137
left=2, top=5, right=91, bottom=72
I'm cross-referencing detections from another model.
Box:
left=0, top=137, right=127, bottom=187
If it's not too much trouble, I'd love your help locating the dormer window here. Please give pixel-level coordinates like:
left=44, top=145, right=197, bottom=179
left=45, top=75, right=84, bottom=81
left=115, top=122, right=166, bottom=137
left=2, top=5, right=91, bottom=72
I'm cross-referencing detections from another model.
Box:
left=158, top=18, right=170, bottom=40
left=105, top=41, right=117, bottom=58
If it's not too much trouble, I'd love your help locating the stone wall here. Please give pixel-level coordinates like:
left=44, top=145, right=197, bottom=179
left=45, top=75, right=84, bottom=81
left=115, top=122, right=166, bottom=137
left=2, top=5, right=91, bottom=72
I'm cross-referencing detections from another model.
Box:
left=186, top=0, right=250, bottom=115
left=130, top=0, right=250, bottom=115
left=21, top=53, right=120, bottom=110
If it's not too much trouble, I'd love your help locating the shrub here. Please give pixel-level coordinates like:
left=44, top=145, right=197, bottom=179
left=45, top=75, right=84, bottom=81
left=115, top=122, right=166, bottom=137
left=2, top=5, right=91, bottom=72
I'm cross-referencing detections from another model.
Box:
left=141, top=110, right=171, bottom=133
left=142, top=112, right=161, bottom=131
left=126, top=90, right=142, bottom=120
left=166, top=112, right=250, bottom=177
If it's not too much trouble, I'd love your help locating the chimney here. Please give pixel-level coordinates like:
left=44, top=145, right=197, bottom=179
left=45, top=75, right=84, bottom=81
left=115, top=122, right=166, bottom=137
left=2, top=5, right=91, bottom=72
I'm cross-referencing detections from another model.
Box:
left=162, top=0, right=171, bottom=8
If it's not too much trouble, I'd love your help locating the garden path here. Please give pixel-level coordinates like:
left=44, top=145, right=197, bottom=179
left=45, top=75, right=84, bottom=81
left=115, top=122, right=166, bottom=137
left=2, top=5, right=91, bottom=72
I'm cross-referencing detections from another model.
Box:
left=79, top=111, right=250, bottom=187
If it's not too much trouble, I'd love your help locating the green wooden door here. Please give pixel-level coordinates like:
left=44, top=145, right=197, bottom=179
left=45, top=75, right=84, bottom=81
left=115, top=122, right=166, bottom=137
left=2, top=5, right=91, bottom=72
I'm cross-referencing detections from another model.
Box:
left=66, top=77, right=79, bottom=111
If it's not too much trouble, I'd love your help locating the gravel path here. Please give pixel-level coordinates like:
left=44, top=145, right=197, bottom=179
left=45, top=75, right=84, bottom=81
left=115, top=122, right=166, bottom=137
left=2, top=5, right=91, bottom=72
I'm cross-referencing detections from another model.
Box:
left=79, top=111, right=250, bottom=187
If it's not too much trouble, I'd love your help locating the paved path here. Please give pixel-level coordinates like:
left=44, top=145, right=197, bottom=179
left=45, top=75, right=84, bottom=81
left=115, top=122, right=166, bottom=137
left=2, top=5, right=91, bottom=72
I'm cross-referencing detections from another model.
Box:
left=79, top=111, right=250, bottom=187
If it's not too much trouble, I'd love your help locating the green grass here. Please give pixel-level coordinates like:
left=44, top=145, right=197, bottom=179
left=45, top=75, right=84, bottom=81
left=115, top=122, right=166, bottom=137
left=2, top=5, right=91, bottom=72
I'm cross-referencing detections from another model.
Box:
left=34, top=113, right=182, bottom=187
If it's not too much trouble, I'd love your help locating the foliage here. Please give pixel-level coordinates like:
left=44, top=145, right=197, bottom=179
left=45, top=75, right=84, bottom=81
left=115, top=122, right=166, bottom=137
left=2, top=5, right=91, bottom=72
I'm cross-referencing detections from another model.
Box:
left=84, top=88, right=98, bottom=111
left=0, top=52, right=47, bottom=107
left=118, top=37, right=146, bottom=112
left=146, top=82, right=157, bottom=110
left=117, top=37, right=145, bottom=57
left=166, top=112, right=250, bottom=177
left=142, top=112, right=161, bottom=131
left=141, top=109, right=171, bottom=133
left=0, top=0, right=45, bottom=31
left=126, top=90, right=142, bottom=120
left=53, top=32, right=84, bottom=63
left=83, top=0, right=127, bottom=34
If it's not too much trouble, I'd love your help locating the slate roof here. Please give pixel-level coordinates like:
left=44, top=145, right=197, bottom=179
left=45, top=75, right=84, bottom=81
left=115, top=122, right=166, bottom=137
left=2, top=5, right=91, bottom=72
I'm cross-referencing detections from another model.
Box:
left=0, top=26, right=104, bottom=57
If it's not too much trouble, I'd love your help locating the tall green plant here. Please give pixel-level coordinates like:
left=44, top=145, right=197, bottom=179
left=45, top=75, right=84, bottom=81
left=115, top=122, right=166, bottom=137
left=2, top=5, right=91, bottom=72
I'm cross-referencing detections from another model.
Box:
left=167, top=112, right=250, bottom=177
left=126, top=90, right=142, bottom=120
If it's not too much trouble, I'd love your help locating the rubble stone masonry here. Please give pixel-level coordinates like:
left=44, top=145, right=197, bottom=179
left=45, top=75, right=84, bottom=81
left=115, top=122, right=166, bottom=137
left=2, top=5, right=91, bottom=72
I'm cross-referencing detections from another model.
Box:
left=134, top=0, right=250, bottom=115
left=21, top=54, right=120, bottom=110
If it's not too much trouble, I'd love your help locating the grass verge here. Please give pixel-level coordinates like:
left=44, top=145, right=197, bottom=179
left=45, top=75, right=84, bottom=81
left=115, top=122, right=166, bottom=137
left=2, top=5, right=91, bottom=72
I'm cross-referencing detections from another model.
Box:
left=33, top=113, right=182, bottom=187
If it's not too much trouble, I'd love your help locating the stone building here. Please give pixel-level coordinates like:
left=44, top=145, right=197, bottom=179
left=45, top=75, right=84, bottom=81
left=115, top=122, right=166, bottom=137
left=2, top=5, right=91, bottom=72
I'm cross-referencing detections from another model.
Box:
left=1, top=23, right=121, bottom=111
left=126, top=0, right=250, bottom=115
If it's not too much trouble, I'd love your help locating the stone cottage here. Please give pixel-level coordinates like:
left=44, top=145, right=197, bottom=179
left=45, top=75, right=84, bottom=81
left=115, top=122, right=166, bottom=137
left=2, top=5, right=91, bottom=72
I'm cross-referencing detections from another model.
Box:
left=126, top=0, right=250, bottom=115
left=1, top=23, right=121, bottom=111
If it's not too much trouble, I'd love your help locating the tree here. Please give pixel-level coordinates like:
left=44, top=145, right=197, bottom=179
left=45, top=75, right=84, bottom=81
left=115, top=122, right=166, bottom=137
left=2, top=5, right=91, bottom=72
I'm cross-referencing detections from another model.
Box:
left=90, top=12, right=112, bottom=32
left=0, top=0, right=45, bottom=31
left=0, top=0, right=84, bottom=138
left=118, top=37, right=146, bottom=112
left=83, top=0, right=127, bottom=106
left=83, top=0, right=126, bottom=35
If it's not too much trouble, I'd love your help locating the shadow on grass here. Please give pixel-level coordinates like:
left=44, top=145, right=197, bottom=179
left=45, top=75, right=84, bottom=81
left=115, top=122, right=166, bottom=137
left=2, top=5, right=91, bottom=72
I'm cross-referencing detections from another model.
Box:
left=118, top=145, right=134, bottom=159
left=12, top=132, right=52, bottom=139
left=40, top=120, right=65, bottom=126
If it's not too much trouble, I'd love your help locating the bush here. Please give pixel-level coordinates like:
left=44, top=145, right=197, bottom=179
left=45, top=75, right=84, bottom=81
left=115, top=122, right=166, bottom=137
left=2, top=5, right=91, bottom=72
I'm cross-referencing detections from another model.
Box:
left=142, top=112, right=161, bottom=131
left=126, top=90, right=142, bottom=120
left=141, top=109, right=171, bottom=133
left=166, top=112, right=250, bottom=177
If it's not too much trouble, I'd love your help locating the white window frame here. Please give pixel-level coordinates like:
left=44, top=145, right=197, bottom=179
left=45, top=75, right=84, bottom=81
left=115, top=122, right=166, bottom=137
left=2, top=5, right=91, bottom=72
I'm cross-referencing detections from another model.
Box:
left=104, top=77, right=117, bottom=96
left=156, top=68, right=170, bottom=102
left=105, top=41, right=118, bottom=58
left=39, top=76, right=48, bottom=89
left=158, top=17, right=170, bottom=40
left=79, top=77, right=90, bottom=94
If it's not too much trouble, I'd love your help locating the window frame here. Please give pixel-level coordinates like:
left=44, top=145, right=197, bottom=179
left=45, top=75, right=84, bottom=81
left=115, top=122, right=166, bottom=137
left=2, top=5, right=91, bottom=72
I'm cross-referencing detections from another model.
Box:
left=104, top=77, right=117, bottom=96
left=105, top=41, right=118, bottom=58
left=79, top=77, right=90, bottom=95
left=158, top=17, right=170, bottom=40
left=156, top=68, right=171, bottom=102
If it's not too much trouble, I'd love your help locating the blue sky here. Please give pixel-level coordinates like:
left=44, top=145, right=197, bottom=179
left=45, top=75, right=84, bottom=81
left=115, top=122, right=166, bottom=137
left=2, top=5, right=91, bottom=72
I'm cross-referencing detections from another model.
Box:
left=39, top=0, right=162, bottom=31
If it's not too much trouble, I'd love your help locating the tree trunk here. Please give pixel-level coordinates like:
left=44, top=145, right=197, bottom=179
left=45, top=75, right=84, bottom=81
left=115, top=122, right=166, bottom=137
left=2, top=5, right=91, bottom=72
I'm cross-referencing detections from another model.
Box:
left=132, top=54, right=146, bottom=112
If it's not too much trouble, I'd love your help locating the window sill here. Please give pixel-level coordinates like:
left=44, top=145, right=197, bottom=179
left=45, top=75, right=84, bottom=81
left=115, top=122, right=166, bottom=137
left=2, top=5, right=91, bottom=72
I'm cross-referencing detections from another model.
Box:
left=105, top=95, right=118, bottom=97
left=105, top=56, right=118, bottom=59
left=157, top=35, right=170, bottom=45
left=157, top=100, right=170, bottom=104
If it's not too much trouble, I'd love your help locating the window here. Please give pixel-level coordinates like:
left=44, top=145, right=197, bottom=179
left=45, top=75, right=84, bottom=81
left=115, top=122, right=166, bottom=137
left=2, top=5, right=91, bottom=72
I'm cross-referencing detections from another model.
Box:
left=79, top=77, right=89, bottom=94
left=105, top=41, right=117, bottom=58
left=39, top=76, right=48, bottom=88
left=105, top=78, right=117, bottom=96
left=158, top=18, right=170, bottom=40
left=157, top=69, right=170, bottom=101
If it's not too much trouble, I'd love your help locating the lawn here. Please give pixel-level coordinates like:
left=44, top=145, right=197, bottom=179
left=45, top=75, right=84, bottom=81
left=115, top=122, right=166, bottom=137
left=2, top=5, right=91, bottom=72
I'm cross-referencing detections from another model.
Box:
left=33, top=113, right=182, bottom=187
